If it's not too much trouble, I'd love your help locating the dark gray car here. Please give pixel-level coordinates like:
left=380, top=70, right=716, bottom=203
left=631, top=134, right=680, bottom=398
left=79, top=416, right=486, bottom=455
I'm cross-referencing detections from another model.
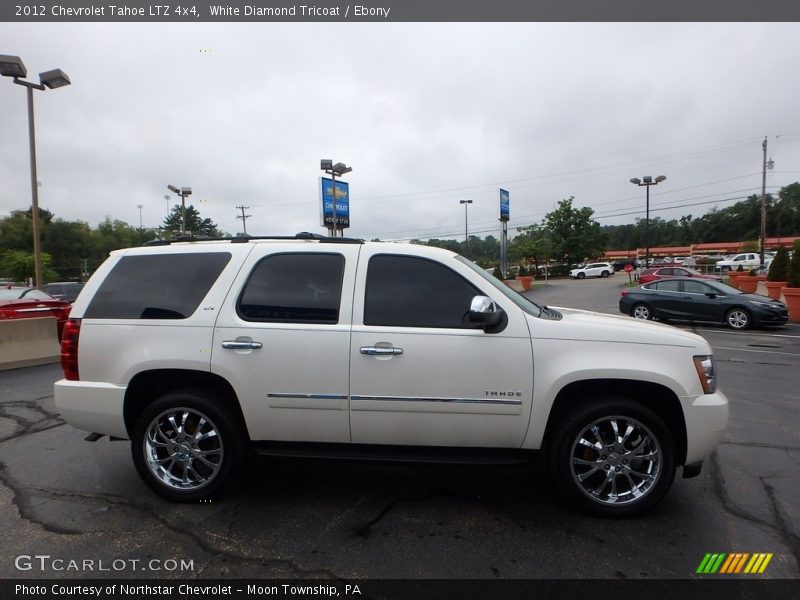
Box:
left=619, top=277, right=788, bottom=330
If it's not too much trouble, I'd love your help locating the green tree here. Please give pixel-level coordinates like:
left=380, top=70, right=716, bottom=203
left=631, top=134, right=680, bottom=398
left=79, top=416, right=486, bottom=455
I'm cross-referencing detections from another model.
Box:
left=787, top=240, right=800, bottom=288
left=0, top=250, right=58, bottom=283
left=543, top=197, right=606, bottom=267
left=509, top=224, right=554, bottom=270
left=163, top=205, right=221, bottom=237
left=767, top=246, right=790, bottom=282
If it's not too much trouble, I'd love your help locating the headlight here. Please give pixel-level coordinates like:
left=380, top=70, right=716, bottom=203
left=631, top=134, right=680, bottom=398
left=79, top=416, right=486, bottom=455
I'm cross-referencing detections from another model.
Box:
left=693, top=355, right=717, bottom=394
left=749, top=300, right=776, bottom=308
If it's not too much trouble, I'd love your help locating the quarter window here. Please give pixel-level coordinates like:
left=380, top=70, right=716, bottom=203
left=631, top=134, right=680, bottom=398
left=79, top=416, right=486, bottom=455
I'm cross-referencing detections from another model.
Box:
left=364, top=255, right=480, bottom=328
left=84, top=253, right=231, bottom=319
left=237, top=253, right=344, bottom=324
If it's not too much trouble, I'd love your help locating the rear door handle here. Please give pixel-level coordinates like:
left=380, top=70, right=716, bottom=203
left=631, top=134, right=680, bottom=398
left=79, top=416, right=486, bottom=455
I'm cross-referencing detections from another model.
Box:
left=222, top=340, right=263, bottom=350
left=360, top=346, right=403, bottom=356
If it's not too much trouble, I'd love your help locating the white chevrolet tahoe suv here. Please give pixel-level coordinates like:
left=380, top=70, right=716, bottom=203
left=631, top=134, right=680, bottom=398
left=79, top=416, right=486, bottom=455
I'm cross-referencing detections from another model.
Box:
left=55, top=234, right=728, bottom=516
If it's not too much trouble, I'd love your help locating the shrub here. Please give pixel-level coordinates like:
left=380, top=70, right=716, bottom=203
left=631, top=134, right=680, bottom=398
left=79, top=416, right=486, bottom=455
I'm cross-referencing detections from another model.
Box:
left=787, top=241, right=800, bottom=288
left=517, top=264, right=528, bottom=277
left=492, top=266, right=503, bottom=280
left=767, top=247, right=790, bottom=282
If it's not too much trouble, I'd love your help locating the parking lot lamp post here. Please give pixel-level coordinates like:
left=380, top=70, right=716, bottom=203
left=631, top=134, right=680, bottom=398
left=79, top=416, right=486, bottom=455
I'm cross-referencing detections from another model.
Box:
left=459, top=199, right=473, bottom=256
left=629, top=176, right=666, bottom=268
left=1, top=55, right=71, bottom=288
left=167, top=185, right=192, bottom=235
left=321, top=160, right=352, bottom=237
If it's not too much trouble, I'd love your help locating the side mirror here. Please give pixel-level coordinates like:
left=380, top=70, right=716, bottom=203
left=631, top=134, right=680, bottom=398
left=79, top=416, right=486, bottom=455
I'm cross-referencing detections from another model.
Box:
left=469, top=295, right=503, bottom=330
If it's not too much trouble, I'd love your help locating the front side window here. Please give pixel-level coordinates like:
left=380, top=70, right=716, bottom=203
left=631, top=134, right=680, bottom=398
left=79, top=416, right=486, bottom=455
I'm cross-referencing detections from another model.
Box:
left=85, top=253, right=231, bottom=319
left=653, top=280, right=681, bottom=292
left=364, top=255, right=480, bottom=328
left=683, top=280, right=710, bottom=295
left=238, top=253, right=344, bottom=324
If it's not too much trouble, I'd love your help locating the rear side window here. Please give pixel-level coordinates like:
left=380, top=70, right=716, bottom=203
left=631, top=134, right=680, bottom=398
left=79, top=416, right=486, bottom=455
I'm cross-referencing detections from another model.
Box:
left=84, top=253, right=231, bottom=319
left=651, top=280, right=681, bottom=292
left=237, top=253, right=345, bottom=324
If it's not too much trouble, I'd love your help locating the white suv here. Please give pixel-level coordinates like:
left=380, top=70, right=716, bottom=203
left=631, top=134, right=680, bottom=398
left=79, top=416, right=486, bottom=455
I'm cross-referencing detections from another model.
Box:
left=55, top=235, right=728, bottom=516
left=715, top=253, right=760, bottom=271
left=568, top=262, right=614, bottom=279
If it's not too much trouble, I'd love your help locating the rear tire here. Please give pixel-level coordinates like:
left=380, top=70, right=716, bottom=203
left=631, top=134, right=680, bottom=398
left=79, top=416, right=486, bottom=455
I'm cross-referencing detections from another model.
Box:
left=548, top=397, right=676, bottom=517
left=131, top=389, right=245, bottom=502
left=601, top=271, right=610, bottom=278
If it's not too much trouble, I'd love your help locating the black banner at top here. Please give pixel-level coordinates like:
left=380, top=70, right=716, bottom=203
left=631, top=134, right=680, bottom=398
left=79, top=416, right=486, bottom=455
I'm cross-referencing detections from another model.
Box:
left=2, top=0, right=800, bottom=22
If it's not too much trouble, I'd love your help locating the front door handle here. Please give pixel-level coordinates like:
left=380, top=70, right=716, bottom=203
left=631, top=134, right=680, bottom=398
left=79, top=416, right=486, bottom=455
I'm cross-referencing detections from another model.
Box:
left=360, top=346, right=403, bottom=356
left=222, top=340, right=263, bottom=350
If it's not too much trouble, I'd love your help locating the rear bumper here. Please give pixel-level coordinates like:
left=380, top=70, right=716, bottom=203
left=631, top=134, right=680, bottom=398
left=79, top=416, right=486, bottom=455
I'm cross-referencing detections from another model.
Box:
left=54, top=379, right=129, bottom=439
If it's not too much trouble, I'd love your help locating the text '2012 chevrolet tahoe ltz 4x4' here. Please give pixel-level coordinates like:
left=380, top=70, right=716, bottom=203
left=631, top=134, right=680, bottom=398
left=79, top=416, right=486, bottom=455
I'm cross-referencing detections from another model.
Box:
left=55, top=234, right=728, bottom=516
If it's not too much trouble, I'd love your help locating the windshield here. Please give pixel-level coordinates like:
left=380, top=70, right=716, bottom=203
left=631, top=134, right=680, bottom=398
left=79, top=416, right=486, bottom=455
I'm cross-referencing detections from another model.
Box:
left=455, top=256, right=543, bottom=317
left=704, top=280, right=743, bottom=295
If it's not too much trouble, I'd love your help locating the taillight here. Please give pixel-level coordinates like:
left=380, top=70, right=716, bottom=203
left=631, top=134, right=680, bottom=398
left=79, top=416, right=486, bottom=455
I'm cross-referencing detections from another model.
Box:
left=60, top=318, right=81, bottom=380
left=621, top=289, right=628, bottom=297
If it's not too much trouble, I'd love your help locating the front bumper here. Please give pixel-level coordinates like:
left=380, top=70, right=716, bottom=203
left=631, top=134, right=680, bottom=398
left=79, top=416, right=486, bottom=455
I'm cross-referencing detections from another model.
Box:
left=683, top=390, right=729, bottom=465
left=54, top=379, right=129, bottom=439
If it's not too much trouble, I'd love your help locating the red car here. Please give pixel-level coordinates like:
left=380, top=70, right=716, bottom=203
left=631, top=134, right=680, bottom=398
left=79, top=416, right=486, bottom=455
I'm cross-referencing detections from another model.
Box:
left=0, top=287, right=72, bottom=339
left=638, top=267, right=722, bottom=285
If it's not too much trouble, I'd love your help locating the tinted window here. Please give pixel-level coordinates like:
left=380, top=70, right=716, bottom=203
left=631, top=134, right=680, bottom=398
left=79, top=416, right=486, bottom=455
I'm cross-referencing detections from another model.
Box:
left=658, top=268, right=675, bottom=276
left=683, top=280, right=710, bottom=295
left=85, top=253, right=231, bottom=319
left=238, top=253, right=344, bottom=324
left=364, top=255, right=480, bottom=328
left=653, top=280, right=681, bottom=292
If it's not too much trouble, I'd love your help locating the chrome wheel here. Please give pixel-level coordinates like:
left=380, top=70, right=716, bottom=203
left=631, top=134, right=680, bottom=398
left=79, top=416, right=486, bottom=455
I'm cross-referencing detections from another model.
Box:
left=632, top=304, right=651, bottom=320
left=144, top=407, right=224, bottom=491
left=726, top=308, right=750, bottom=330
left=569, top=415, right=662, bottom=506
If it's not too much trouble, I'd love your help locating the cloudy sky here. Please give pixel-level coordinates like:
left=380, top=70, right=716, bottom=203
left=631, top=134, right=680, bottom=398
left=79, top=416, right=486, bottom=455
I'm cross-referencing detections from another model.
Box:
left=1, top=22, right=799, bottom=243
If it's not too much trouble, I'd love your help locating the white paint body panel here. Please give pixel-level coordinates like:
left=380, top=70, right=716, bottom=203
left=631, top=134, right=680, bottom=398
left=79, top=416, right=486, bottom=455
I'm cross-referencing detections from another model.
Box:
left=54, top=239, right=727, bottom=471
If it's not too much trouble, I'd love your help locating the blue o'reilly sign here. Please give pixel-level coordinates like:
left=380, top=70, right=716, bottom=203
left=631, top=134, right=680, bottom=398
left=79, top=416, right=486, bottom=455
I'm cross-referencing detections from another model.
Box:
left=499, top=188, right=510, bottom=222
left=319, top=177, right=350, bottom=228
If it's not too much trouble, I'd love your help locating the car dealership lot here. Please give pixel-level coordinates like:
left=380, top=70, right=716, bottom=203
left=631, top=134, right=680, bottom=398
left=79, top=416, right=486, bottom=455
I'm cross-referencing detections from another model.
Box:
left=0, top=275, right=798, bottom=579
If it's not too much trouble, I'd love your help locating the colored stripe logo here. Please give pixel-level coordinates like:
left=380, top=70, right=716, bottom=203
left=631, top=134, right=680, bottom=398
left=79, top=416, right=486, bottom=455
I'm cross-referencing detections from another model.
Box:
left=696, top=553, right=773, bottom=574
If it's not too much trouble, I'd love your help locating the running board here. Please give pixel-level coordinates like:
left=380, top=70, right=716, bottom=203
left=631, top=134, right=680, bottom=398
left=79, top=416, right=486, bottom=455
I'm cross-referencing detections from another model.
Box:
left=251, top=442, right=537, bottom=465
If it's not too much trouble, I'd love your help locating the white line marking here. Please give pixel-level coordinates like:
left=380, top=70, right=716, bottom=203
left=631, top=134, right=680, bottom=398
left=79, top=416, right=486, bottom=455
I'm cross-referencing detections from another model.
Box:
left=714, top=346, right=800, bottom=357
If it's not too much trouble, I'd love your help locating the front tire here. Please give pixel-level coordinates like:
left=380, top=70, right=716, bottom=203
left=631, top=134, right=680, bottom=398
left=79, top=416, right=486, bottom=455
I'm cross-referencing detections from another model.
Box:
left=577, top=272, right=586, bottom=279
left=725, top=308, right=751, bottom=330
left=631, top=303, right=653, bottom=320
left=131, top=390, right=245, bottom=502
left=548, top=397, right=676, bottom=517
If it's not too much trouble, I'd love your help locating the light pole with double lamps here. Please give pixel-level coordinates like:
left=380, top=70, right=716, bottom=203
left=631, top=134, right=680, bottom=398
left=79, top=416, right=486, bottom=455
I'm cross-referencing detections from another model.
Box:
left=1, top=54, right=71, bottom=288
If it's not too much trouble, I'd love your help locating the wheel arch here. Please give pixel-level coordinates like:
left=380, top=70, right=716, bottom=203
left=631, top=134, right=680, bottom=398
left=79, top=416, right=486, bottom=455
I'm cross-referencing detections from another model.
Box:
left=541, top=379, right=688, bottom=466
left=123, top=369, right=250, bottom=441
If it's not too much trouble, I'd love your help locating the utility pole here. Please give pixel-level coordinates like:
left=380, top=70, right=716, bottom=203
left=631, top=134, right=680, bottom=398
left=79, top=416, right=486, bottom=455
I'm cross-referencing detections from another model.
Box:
left=236, top=205, right=251, bottom=236
left=760, top=136, right=768, bottom=267
left=136, top=204, right=143, bottom=230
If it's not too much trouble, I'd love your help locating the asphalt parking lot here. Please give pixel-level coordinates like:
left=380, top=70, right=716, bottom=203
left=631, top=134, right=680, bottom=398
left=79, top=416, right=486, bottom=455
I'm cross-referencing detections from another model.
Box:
left=0, top=274, right=798, bottom=581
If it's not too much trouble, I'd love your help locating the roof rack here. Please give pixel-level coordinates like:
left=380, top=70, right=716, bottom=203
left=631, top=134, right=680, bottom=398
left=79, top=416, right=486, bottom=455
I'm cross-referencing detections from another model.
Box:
left=145, top=232, right=364, bottom=247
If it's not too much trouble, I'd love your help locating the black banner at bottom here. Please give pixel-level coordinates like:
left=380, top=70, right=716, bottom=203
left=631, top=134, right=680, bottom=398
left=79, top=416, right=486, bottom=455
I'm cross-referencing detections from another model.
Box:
left=3, top=579, right=799, bottom=600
